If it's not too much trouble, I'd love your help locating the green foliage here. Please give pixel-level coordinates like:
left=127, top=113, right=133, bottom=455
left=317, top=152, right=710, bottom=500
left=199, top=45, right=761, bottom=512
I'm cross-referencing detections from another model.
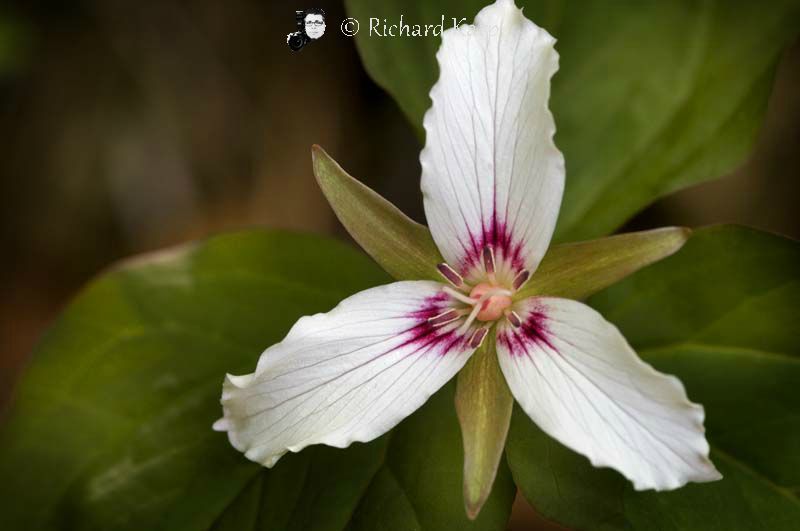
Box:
left=0, top=231, right=514, bottom=530
left=346, top=0, right=800, bottom=241
left=2, top=0, right=799, bottom=526
left=506, top=225, right=800, bottom=530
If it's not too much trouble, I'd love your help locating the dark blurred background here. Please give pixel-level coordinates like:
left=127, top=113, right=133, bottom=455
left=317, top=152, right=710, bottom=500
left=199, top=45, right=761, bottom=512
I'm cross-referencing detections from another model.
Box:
left=0, top=2, right=797, bottom=526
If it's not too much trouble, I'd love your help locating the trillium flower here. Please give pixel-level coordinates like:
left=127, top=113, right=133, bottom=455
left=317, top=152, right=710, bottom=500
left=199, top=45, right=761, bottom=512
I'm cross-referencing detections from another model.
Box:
left=215, top=0, right=721, bottom=517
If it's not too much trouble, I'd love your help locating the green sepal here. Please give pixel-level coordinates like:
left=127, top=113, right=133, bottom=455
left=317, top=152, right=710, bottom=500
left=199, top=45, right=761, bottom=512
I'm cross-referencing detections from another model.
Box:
left=455, top=333, right=514, bottom=520
left=519, top=226, right=691, bottom=300
left=312, top=145, right=442, bottom=281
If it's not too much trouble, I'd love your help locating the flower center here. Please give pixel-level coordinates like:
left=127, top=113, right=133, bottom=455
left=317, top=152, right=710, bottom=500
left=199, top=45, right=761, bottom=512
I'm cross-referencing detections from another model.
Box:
left=469, top=283, right=512, bottom=321
left=431, top=245, right=530, bottom=348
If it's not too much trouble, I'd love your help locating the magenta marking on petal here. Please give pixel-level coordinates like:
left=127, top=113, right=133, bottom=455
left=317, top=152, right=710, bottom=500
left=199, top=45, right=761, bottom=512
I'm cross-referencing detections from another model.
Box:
left=458, top=220, right=527, bottom=277
left=497, top=305, right=556, bottom=357
left=406, top=291, right=448, bottom=319
left=397, top=293, right=469, bottom=357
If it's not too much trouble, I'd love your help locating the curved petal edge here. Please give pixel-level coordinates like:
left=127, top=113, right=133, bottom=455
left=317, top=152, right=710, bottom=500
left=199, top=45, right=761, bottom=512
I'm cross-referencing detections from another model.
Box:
left=215, top=280, right=476, bottom=467
left=496, top=296, right=722, bottom=490
left=421, top=0, right=565, bottom=282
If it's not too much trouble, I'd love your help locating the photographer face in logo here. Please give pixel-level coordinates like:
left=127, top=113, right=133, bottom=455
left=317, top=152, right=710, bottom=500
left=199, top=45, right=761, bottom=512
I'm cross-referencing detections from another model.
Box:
left=304, top=10, right=326, bottom=40
left=286, top=8, right=326, bottom=52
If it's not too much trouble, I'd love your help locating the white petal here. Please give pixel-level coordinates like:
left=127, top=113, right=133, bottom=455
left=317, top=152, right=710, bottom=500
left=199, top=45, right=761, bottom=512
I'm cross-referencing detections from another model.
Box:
left=421, top=0, right=564, bottom=281
left=496, top=297, right=721, bottom=490
left=216, top=281, right=476, bottom=467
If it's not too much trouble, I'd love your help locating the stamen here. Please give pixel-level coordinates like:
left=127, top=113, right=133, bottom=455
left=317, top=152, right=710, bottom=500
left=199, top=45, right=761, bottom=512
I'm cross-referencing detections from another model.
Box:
left=482, top=246, right=497, bottom=284
left=437, top=263, right=464, bottom=288
left=469, top=327, right=489, bottom=348
left=482, top=246, right=496, bottom=274
left=505, top=309, right=522, bottom=328
left=443, top=286, right=477, bottom=305
left=427, top=309, right=462, bottom=327
left=460, top=299, right=486, bottom=332
left=512, top=269, right=531, bottom=290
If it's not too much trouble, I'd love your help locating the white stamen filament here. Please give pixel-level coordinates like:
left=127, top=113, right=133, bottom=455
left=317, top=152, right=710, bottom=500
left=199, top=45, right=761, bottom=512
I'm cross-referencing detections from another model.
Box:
left=443, top=286, right=477, bottom=305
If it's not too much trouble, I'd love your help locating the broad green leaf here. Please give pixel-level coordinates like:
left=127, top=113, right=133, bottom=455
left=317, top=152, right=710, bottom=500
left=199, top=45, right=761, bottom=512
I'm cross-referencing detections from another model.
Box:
left=455, top=334, right=514, bottom=520
left=506, top=225, right=800, bottom=530
left=0, top=230, right=515, bottom=530
left=347, top=469, right=422, bottom=531
left=313, top=145, right=442, bottom=281
left=346, top=0, right=800, bottom=240
left=313, top=147, right=690, bottom=297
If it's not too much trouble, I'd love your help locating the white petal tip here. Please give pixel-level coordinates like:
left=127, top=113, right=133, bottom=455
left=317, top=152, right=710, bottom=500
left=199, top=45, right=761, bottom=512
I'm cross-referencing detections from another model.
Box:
left=632, top=466, right=724, bottom=492
left=215, top=281, right=478, bottom=472
left=224, top=372, right=254, bottom=388
left=498, top=297, right=725, bottom=495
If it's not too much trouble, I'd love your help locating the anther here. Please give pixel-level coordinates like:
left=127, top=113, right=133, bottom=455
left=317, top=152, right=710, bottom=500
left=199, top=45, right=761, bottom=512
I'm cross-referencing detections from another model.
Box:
left=505, top=310, right=522, bottom=328
left=428, top=309, right=461, bottom=327
left=437, top=263, right=464, bottom=288
left=468, top=326, right=489, bottom=348
left=512, top=269, right=530, bottom=290
left=482, top=246, right=496, bottom=275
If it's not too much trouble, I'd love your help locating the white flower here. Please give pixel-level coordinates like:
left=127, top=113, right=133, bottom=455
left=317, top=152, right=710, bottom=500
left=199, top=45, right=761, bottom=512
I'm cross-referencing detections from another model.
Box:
left=215, top=0, right=721, bottom=493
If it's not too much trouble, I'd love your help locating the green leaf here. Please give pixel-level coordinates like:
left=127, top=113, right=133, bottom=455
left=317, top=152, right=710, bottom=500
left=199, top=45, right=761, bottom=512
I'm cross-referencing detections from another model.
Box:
left=455, top=334, right=514, bottom=520
left=0, top=230, right=514, bottom=530
left=346, top=0, right=800, bottom=240
left=506, top=225, right=800, bottom=530
left=313, top=145, right=442, bottom=281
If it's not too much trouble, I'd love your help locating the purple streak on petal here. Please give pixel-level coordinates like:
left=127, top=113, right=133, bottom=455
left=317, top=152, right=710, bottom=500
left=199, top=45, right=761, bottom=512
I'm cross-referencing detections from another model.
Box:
left=458, top=220, right=527, bottom=277
left=401, top=292, right=468, bottom=356
left=406, top=291, right=449, bottom=319
left=497, top=303, right=557, bottom=357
